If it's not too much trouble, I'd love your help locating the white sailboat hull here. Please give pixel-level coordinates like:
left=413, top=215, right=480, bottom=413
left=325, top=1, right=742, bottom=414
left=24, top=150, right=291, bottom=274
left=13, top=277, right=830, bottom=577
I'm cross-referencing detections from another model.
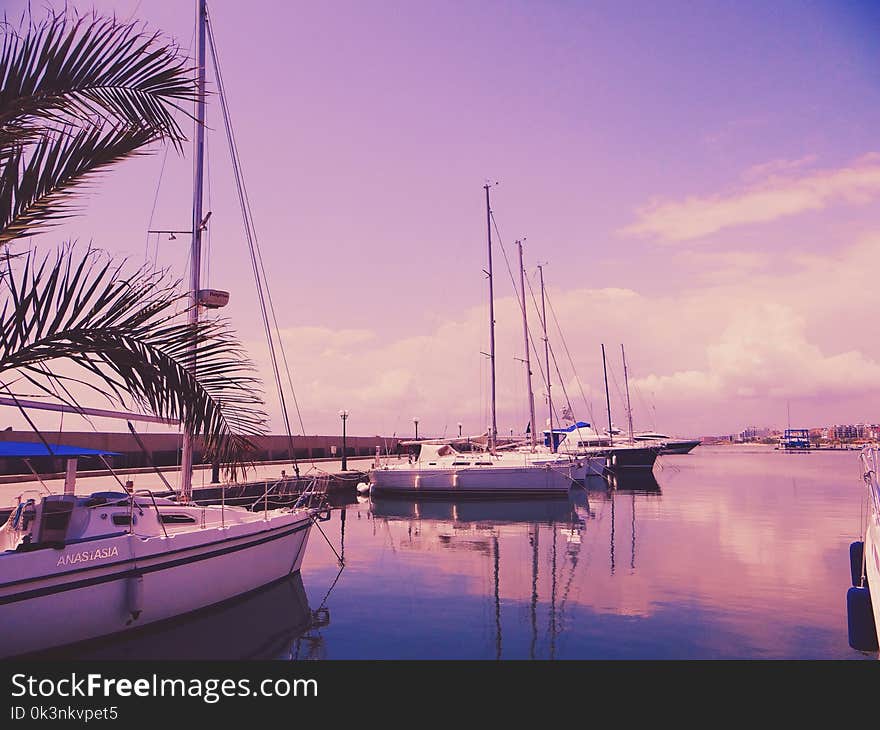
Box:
left=369, top=462, right=580, bottom=496
left=865, top=478, right=880, bottom=647
left=0, top=510, right=311, bottom=658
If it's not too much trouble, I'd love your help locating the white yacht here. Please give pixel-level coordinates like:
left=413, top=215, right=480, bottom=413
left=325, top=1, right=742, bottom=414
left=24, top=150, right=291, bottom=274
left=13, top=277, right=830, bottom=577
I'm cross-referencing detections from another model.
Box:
left=368, top=190, right=605, bottom=497
left=545, top=422, right=663, bottom=471
left=0, top=445, right=315, bottom=658
left=632, top=431, right=701, bottom=454
left=368, top=442, right=597, bottom=496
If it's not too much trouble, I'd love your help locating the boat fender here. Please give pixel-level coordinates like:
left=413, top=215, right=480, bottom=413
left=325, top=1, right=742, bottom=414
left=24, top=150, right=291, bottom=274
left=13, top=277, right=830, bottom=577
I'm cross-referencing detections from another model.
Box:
left=126, top=573, right=144, bottom=623
left=847, top=586, right=878, bottom=651
left=850, top=541, right=867, bottom=588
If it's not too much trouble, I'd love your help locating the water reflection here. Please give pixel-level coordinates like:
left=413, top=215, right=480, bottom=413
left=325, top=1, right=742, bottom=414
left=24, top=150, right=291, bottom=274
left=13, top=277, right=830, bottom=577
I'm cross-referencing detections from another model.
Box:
left=28, top=572, right=329, bottom=660
left=304, top=448, right=869, bottom=659
left=581, top=471, right=662, bottom=575
left=358, top=472, right=664, bottom=658
left=595, top=469, right=663, bottom=495
left=365, top=477, right=646, bottom=659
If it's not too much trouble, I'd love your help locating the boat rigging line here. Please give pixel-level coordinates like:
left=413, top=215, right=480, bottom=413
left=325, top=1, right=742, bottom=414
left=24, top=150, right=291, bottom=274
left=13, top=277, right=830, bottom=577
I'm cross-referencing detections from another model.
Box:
left=621, top=344, right=635, bottom=445
left=523, top=269, right=578, bottom=430
left=542, top=283, right=597, bottom=428
left=484, top=182, right=498, bottom=452
left=481, top=195, right=599, bottom=445
left=489, top=212, right=548, bottom=411
left=488, top=211, right=571, bottom=439
left=537, top=263, right=554, bottom=451
left=127, top=421, right=176, bottom=494
left=205, top=4, right=307, bottom=478
left=601, top=344, right=614, bottom=446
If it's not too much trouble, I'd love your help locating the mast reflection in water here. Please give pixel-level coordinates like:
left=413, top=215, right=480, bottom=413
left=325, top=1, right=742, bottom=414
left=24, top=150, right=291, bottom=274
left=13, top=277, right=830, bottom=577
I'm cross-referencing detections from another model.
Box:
left=303, top=447, right=871, bottom=658
left=367, top=485, right=602, bottom=660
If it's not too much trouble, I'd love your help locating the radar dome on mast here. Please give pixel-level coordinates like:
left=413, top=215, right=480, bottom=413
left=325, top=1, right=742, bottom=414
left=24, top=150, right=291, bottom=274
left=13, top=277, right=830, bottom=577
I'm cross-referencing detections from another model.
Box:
left=197, top=289, right=229, bottom=308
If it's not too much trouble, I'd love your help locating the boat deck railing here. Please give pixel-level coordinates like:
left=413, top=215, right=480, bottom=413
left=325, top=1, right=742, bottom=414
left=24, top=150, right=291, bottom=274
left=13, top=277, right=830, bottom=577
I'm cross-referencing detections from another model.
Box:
left=858, top=447, right=880, bottom=519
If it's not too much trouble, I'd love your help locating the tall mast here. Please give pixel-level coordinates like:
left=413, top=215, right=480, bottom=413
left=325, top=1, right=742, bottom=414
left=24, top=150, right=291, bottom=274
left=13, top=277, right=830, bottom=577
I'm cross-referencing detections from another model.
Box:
left=538, top=264, right=554, bottom=452
left=601, top=343, right=613, bottom=447
left=485, top=183, right=497, bottom=453
left=180, top=0, right=208, bottom=502
left=517, top=240, right=537, bottom=449
left=621, top=343, right=634, bottom=445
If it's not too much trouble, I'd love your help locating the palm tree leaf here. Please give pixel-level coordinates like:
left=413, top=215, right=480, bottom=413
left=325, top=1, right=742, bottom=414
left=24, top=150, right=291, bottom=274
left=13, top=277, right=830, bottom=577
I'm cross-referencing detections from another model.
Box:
left=0, top=247, right=268, bottom=476
left=1, top=9, right=196, bottom=148
left=0, top=124, right=158, bottom=244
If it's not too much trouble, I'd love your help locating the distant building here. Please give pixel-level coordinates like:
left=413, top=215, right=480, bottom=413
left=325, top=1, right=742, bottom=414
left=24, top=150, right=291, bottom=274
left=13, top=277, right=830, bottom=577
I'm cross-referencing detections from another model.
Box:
left=739, top=426, right=773, bottom=442
left=828, top=424, right=872, bottom=441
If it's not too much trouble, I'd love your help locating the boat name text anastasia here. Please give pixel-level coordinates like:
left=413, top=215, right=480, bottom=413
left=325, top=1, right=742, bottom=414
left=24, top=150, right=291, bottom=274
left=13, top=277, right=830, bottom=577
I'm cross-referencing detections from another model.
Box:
left=56, top=546, right=119, bottom=567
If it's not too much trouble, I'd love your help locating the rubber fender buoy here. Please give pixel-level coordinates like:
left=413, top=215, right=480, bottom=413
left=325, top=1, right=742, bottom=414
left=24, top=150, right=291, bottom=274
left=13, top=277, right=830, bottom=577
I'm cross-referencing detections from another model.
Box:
left=851, top=541, right=866, bottom=587
left=126, top=573, right=144, bottom=622
left=847, top=586, right=879, bottom=651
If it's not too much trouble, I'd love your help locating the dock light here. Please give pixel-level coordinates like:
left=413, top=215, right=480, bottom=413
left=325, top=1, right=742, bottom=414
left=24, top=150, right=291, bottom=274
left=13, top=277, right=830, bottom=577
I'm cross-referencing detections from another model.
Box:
left=413, top=417, right=419, bottom=440
left=339, top=410, right=349, bottom=471
left=458, top=422, right=463, bottom=438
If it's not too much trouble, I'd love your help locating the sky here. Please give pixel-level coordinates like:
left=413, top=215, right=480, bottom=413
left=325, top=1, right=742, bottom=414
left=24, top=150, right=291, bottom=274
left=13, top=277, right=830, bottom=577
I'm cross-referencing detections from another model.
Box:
left=4, top=0, right=880, bottom=440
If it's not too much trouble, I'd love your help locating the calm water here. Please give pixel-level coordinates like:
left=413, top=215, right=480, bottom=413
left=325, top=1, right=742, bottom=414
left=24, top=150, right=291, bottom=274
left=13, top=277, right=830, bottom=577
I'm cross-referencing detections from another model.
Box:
left=41, top=445, right=878, bottom=660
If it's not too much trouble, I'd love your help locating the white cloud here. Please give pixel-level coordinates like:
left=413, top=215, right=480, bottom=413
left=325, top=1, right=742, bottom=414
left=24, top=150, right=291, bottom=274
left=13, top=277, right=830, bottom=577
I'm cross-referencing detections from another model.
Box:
left=241, top=233, right=880, bottom=437
left=621, top=154, right=880, bottom=242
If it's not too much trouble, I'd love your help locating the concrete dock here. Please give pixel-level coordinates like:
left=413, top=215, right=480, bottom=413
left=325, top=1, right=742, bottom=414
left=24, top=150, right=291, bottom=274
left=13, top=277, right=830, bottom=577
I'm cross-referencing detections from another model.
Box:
left=0, top=456, right=376, bottom=521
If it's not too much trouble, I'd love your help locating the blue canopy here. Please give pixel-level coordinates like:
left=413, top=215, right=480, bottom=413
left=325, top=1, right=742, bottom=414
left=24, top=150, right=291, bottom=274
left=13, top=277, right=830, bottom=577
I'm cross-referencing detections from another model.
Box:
left=0, top=441, right=120, bottom=458
left=542, top=421, right=591, bottom=433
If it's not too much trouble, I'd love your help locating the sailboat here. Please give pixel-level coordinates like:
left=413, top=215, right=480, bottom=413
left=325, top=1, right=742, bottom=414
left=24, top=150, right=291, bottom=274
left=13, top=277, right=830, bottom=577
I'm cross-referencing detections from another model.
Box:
left=544, top=344, right=663, bottom=472
left=368, top=186, right=599, bottom=497
left=0, top=0, right=316, bottom=659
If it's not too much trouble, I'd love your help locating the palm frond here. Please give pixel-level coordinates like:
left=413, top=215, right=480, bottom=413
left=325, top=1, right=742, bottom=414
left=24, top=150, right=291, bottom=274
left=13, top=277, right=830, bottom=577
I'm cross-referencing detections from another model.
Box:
left=0, top=246, right=269, bottom=476
left=0, top=124, right=159, bottom=245
left=0, top=9, right=196, bottom=150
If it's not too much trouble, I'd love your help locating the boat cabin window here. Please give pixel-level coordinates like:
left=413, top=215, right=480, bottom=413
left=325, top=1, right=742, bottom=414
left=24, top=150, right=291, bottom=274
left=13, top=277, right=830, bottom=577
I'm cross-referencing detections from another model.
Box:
left=112, top=514, right=133, bottom=526
left=37, top=496, right=76, bottom=544
left=160, top=514, right=197, bottom=524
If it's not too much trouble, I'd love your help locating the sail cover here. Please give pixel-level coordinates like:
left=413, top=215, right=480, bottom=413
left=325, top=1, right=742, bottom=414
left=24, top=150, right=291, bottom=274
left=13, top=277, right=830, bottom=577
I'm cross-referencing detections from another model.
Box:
left=0, top=441, right=120, bottom=457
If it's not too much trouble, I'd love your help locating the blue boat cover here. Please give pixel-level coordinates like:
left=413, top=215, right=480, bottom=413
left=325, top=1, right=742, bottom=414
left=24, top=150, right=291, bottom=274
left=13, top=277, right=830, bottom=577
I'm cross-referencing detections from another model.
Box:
left=0, top=441, right=120, bottom=457
left=542, top=421, right=591, bottom=433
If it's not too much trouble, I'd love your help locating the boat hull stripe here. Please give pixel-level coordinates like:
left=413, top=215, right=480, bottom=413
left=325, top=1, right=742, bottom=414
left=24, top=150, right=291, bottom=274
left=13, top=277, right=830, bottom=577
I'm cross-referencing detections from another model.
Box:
left=0, top=515, right=309, bottom=590
left=0, top=521, right=309, bottom=605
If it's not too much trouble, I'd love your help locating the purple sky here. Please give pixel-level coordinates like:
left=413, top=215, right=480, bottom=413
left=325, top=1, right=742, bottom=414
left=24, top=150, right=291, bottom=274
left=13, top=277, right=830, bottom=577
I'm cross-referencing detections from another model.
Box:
left=5, top=0, right=880, bottom=439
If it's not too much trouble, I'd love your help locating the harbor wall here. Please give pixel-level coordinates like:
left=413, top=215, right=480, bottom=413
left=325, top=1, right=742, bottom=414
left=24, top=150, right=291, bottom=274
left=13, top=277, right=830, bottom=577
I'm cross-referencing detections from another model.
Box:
left=0, top=429, right=401, bottom=476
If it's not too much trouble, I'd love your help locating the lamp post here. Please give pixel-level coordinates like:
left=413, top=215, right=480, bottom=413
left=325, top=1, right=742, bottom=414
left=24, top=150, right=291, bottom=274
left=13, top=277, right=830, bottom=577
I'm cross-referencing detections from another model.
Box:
left=339, top=410, right=349, bottom=471
left=413, top=417, right=419, bottom=440
left=458, top=422, right=463, bottom=438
